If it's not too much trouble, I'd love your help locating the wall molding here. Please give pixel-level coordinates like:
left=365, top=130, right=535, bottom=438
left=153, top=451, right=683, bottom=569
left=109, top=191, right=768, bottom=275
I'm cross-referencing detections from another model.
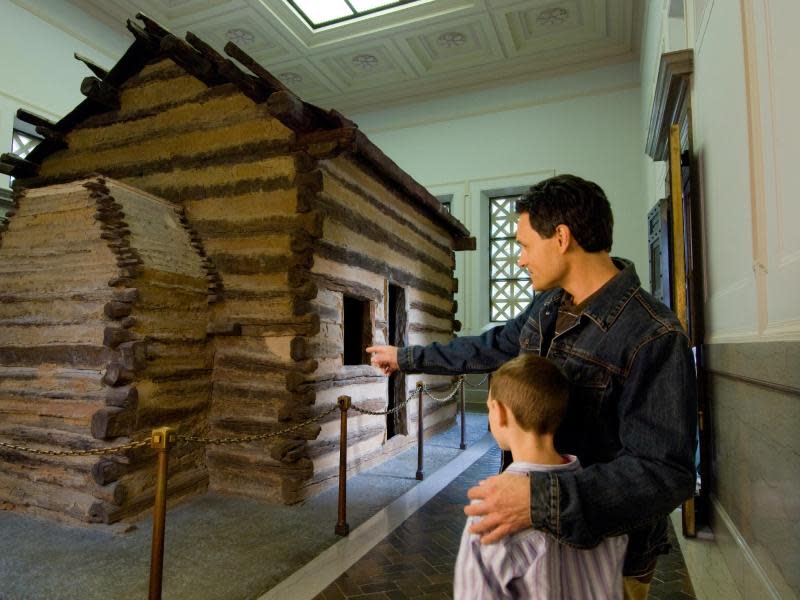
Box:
left=362, top=82, right=640, bottom=136
left=706, top=368, right=800, bottom=397
left=704, top=340, right=800, bottom=391
left=710, top=494, right=782, bottom=600
left=0, top=90, right=61, bottom=121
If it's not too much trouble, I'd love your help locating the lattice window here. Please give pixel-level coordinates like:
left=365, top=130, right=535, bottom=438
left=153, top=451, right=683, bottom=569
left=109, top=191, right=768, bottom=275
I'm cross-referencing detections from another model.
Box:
left=12, top=130, right=40, bottom=159
left=489, top=195, right=531, bottom=322
left=8, top=129, right=42, bottom=187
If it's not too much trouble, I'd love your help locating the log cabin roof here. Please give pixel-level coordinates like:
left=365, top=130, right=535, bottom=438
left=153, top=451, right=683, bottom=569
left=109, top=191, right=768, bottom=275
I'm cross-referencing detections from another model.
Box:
left=2, top=13, right=472, bottom=244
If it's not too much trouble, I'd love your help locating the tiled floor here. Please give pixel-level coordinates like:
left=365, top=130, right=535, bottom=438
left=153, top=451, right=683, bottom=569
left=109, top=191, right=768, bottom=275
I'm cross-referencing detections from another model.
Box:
left=315, top=446, right=696, bottom=600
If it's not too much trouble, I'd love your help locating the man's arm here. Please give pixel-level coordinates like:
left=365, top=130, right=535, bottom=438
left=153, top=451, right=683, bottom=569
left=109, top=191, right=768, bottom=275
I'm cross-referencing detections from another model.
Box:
left=468, top=332, right=697, bottom=547
left=396, top=302, right=534, bottom=375
left=531, top=331, right=696, bottom=546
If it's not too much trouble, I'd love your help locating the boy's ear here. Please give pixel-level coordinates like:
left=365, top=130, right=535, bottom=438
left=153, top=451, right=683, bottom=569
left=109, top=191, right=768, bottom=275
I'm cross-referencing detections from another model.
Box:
left=493, top=400, right=510, bottom=427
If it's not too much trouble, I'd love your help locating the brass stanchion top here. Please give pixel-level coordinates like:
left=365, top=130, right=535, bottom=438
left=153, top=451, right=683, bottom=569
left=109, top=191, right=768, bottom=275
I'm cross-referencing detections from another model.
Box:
left=416, top=381, right=424, bottom=389
left=337, top=395, right=352, bottom=410
left=151, top=427, right=176, bottom=450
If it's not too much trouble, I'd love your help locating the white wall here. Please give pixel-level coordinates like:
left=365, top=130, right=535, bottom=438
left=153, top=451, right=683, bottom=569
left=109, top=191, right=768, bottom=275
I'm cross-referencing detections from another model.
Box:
left=0, top=0, right=128, bottom=189
left=351, top=61, right=645, bottom=335
left=641, top=0, right=800, bottom=344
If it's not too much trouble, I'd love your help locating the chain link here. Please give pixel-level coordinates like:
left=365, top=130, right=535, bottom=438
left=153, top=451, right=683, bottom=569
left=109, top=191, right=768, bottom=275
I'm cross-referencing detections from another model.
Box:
left=178, top=405, right=339, bottom=446
left=422, top=377, right=463, bottom=404
left=0, top=438, right=149, bottom=457
left=349, top=377, right=464, bottom=415
left=349, top=385, right=417, bottom=416
left=0, top=376, right=468, bottom=455
left=462, top=373, right=490, bottom=389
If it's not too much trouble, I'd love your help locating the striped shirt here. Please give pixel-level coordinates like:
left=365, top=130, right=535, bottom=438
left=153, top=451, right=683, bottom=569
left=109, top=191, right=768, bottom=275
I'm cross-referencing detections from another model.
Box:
left=454, top=457, right=628, bottom=599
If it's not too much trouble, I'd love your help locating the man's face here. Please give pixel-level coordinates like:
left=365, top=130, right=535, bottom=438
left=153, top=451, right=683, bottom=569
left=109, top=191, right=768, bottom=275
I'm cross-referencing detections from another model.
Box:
left=516, top=212, right=564, bottom=292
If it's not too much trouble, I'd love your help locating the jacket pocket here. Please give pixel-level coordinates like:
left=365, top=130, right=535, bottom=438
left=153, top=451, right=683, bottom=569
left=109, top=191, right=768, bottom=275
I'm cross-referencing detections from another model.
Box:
left=518, top=318, right=541, bottom=353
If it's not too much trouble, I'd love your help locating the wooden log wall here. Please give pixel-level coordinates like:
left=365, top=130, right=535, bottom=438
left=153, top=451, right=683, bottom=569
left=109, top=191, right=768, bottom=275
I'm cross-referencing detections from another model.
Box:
left=18, top=55, right=464, bottom=508
left=22, top=58, right=329, bottom=506
left=0, top=178, right=213, bottom=523
left=299, top=155, right=459, bottom=498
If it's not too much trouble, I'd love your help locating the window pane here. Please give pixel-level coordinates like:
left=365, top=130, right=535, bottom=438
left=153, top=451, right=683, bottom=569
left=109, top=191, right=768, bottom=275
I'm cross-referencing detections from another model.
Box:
left=350, top=0, right=400, bottom=10
left=11, top=131, right=40, bottom=158
left=489, top=194, right=531, bottom=321
left=292, top=0, right=352, bottom=24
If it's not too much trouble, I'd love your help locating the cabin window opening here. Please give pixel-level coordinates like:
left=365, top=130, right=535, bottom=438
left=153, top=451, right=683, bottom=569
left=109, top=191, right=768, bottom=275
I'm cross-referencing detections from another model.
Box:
left=343, top=295, right=370, bottom=366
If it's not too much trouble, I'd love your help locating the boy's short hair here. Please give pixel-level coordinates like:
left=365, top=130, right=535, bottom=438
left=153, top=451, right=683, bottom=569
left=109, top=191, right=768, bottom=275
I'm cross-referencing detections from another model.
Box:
left=490, top=354, right=569, bottom=435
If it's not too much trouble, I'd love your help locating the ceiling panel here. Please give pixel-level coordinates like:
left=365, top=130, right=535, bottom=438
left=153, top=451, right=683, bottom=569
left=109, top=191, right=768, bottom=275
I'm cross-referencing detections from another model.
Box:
left=63, top=0, right=642, bottom=113
left=176, top=6, right=298, bottom=62
left=266, top=59, right=342, bottom=97
left=396, top=13, right=506, bottom=75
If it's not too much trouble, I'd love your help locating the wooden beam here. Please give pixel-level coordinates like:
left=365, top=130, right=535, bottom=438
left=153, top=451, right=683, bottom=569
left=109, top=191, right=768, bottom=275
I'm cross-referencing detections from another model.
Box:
left=268, top=90, right=317, bottom=134
left=80, top=76, right=120, bottom=111
left=223, top=42, right=288, bottom=94
left=0, top=153, right=38, bottom=178
left=351, top=130, right=470, bottom=239
left=34, top=125, right=67, bottom=145
left=74, top=52, right=108, bottom=79
left=160, top=33, right=222, bottom=86
left=184, top=31, right=269, bottom=103
left=125, top=18, right=160, bottom=52
left=453, top=236, right=476, bottom=251
left=15, top=108, right=56, bottom=130
left=135, top=12, right=170, bottom=38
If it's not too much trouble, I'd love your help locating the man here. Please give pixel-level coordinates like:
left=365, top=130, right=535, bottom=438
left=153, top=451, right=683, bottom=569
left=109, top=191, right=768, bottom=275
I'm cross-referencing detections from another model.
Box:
left=367, top=174, right=696, bottom=599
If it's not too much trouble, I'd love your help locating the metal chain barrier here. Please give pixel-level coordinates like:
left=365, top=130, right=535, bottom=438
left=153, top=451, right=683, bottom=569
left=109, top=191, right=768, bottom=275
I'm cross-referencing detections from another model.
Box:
left=0, top=376, right=465, bottom=456
left=421, top=377, right=463, bottom=404
left=177, top=405, right=339, bottom=446
left=462, top=373, right=490, bottom=389
left=0, top=438, right=150, bottom=457
left=349, top=388, right=416, bottom=416
left=0, top=375, right=470, bottom=600
left=349, top=376, right=465, bottom=415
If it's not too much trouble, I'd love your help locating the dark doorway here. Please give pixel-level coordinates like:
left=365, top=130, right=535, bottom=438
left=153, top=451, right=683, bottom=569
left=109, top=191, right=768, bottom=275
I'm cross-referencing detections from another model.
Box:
left=387, top=284, right=408, bottom=438
left=343, top=295, right=370, bottom=366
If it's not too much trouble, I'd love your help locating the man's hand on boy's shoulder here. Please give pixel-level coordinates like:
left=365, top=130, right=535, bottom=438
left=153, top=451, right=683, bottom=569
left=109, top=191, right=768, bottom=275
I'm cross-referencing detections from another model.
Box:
left=464, top=473, right=532, bottom=544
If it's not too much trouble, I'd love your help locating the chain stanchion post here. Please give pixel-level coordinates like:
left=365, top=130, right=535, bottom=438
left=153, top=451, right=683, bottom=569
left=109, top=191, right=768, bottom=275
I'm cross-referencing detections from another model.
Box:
left=415, top=381, right=424, bottom=481
left=335, top=395, right=351, bottom=536
left=459, top=377, right=467, bottom=450
left=148, top=427, right=176, bottom=600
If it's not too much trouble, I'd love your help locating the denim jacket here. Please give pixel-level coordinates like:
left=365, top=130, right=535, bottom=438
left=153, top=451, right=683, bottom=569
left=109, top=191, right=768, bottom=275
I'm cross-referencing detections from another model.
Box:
left=398, top=259, right=697, bottom=576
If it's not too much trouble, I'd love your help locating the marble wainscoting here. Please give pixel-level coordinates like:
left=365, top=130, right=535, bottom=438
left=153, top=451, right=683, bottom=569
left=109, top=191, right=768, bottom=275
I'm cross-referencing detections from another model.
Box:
left=699, top=341, right=800, bottom=599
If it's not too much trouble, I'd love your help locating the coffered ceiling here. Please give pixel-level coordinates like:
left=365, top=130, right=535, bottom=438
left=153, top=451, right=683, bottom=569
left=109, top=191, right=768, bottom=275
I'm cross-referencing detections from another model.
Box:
left=65, top=0, right=643, bottom=114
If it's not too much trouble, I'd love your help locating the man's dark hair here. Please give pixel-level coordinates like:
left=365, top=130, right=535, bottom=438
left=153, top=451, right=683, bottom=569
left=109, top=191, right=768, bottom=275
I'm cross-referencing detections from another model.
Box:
left=490, top=354, right=569, bottom=435
left=515, top=174, right=613, bottom=252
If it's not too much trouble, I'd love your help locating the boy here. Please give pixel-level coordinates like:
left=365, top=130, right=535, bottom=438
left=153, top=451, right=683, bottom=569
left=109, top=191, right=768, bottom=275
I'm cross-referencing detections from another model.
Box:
left=454, top=354, right=628, bottom=599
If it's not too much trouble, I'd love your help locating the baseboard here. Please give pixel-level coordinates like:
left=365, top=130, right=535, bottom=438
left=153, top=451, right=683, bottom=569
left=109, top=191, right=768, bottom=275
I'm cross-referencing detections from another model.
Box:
left=709, top=495, right=784, bottom=599
left=670, top=498, right=788, bottom=600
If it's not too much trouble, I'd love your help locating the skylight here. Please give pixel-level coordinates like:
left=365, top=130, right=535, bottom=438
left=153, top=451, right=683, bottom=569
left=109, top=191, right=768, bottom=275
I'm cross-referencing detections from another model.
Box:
left=287, top=0, right=422, bottom=29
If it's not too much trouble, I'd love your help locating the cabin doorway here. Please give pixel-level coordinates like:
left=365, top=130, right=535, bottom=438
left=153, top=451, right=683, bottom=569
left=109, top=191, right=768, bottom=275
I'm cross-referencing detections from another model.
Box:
left=387, top=284, right=408, bottom=438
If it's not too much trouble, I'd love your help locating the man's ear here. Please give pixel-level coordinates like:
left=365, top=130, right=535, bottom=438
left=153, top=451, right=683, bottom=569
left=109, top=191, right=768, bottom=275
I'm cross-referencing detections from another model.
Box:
left=554, top=224, right=572, bottom=254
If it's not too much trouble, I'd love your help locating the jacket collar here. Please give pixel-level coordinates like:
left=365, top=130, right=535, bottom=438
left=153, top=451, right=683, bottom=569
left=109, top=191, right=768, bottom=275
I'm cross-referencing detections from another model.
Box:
left=581, top=258, right=641, bottom=331
left=540, top=258, right=641, bottom=332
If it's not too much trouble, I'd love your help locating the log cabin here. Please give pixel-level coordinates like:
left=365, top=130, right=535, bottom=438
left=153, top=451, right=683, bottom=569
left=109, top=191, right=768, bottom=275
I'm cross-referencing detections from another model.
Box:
left=0, top=14, right=474, bottom=524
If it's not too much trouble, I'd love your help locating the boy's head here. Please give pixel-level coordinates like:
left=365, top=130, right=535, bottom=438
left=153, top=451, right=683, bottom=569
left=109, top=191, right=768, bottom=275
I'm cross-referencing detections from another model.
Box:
left=487, top=354, right=569, bottom=448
